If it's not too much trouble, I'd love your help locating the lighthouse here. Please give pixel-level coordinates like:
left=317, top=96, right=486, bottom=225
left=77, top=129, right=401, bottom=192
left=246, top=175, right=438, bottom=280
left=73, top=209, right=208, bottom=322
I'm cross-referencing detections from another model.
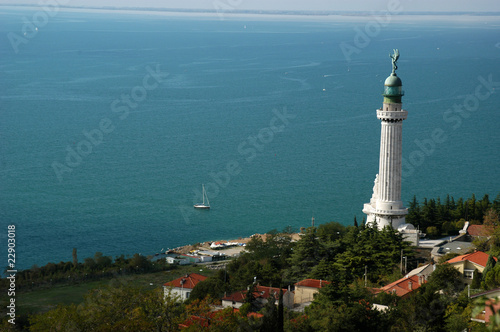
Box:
left=363, top=49, right=408, bottom=230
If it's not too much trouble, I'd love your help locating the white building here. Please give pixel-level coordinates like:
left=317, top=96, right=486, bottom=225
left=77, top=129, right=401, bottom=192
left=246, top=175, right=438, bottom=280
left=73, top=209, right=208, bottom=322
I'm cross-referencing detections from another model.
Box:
left=163, top=273, right=207, bottom=301
left=363, top=50, right=409, bottom=230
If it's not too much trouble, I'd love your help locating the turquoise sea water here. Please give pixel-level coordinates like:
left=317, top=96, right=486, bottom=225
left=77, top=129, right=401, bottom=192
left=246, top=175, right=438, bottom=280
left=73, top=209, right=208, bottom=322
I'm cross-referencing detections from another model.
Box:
left=1, top=9, right=499, bottom=270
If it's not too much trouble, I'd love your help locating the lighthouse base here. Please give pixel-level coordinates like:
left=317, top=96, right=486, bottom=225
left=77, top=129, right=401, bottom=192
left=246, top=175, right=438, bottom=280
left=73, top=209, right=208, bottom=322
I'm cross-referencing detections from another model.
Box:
left=362, top=203, right=408, bottom=230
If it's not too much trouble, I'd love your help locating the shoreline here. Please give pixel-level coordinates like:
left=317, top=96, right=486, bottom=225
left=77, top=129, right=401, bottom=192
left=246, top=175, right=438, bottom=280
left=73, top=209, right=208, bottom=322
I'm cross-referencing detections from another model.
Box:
left=171, top=232, right=303, bottom=256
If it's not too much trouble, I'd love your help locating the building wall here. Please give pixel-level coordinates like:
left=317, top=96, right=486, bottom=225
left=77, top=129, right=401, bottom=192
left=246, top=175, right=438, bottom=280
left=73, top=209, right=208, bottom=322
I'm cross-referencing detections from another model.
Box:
left=222, top=300, right=243, bottom=309
left=283, top=291, right=294, bottom=309
left=294, top=286, right=319, bottom=304
left=449, top=261, right=486, bottom=283
left=164, top=286, right=192, bottom=301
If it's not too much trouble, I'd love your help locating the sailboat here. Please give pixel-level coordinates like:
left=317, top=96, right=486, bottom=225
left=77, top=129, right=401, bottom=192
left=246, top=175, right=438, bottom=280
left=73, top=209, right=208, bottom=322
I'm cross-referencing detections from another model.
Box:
left=194, top=184, right=210, bottom=209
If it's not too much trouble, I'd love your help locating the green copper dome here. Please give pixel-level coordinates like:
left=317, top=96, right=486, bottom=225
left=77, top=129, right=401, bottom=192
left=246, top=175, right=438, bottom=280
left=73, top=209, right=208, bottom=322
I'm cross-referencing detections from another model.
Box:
left=383, top=49, right=404, bottom=104
left=384, top=73, right=402, bottom=87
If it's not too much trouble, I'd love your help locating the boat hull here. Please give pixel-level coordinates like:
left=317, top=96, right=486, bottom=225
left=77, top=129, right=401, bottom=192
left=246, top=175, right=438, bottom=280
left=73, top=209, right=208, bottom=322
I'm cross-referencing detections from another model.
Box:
left=194, top=204, right=210, bottom=209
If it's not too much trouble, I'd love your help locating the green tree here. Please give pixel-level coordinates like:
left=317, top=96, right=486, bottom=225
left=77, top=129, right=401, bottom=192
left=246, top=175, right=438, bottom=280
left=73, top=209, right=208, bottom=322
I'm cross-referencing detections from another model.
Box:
left=83, top=257, right=97, bottom=271
left=484, top=265, right=500, bottom=290
left=483, top=255, right=497, bottom=282
left=493, top=193, right=500, bottom=213
left=426, top=226, right=439, bottom=238
left=189, top=269, right=228, bottom=302
left=286, top=227, right=323, bottom=280
left=471, top=269, right=482, bottom=290
left=261, top=293, right=278, bottom=332
left=407, top=195, right=423, bottom=229
left=72, top=248, right=78, bottom=267
left=94, top=252, right=112, bottom=269
left=316, top=221, right=345, bottom=242
left=277, top=288, right=284, bottom=332
left=427, top=263, right=464, bottom=296
left=444, top=292, right=477, bottom=332
left=129, top=253, right=151, bottom=271
left=29, top=285, right=184, bottom=331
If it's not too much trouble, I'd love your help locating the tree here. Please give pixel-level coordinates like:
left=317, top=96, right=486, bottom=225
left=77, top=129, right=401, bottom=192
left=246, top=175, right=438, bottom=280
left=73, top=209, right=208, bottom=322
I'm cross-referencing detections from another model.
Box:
left=317, top=221, right=345, bottom=242
left=129, top=253, right=151, bottom=271
left=94, top=252, right=112, bottom=269
left=471, top=269, right=482, bottom=290
left=484, top=208, right=500, bottom=228
left=483, top=255, right=497, bottom=283
left=277, top=288, right=284, bottom=332
left=72, top=248, right=78, bottom=267
left=427, top=263, right=464, bottom=296
left=286, top=227, right=323, bottom=280
left=189, top=269, right=228, bottom=302
left=306, top=299, right=391, bottom=332
left=29, top=285, right=185, bottom=331
left=493, top=193, right=500, bottom=213
left=426, top=226, right=439, bottom=238
left=444, top=293, right=477, bottom=332
left=333, top=225, right=410, bottom=284
left=83, top=257, right=97, bottom=271
left=484, top=265, right=500, bottom=290
left=261, top=293, right=278, bottom=332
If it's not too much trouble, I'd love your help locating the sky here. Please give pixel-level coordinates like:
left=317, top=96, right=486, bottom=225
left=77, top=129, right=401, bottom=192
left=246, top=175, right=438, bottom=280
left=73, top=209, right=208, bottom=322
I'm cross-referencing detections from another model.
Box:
left=2, top=0, right=500, bottom=12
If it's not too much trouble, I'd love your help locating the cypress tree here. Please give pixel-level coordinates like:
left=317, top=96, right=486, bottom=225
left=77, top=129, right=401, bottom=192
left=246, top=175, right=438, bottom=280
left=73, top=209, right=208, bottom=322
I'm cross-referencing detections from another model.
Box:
left=278, top=288, right=284, bottom=332
left=483, top=255, right=497, bottom=281
left=471, top=269, right=482, bottom=289
left=72, top=248, right=78, bottom=267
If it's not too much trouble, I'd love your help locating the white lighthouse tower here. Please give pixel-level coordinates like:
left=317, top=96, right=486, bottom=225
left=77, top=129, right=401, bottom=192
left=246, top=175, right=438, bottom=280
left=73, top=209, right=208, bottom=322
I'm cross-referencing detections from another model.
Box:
left=363, top=50, right=408, bottom=230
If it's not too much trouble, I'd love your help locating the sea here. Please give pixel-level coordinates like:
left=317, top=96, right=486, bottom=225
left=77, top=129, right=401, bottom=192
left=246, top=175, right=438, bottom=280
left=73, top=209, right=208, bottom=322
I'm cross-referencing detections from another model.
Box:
left=1, top=7, right=499, bottom=270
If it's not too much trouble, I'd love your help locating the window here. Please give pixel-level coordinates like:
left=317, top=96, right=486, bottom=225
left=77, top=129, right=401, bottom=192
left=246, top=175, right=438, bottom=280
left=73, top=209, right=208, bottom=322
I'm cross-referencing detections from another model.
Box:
left=185, top=291, right=190, bottom=298
left=464, top=269, right=474, bottom=279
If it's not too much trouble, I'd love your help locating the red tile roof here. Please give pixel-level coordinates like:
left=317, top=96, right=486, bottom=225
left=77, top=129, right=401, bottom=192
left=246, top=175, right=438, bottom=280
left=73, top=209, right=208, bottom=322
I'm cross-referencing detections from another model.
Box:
left=222, top=285, right=288, bottom=303
left=373, top=275, right=425, bottom=298
left=164, top=273, right=207, bottom=289
left=467, top=225, right=493, bottom=237
left=446, top=251, right=495, bottom=268
left=295, top=279, right=331, bottom=289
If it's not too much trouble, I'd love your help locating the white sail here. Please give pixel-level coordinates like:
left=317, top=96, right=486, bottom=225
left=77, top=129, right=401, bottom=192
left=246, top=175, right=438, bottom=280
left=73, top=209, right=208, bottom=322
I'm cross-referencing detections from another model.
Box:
left=194, top=184, right=210, bottom=209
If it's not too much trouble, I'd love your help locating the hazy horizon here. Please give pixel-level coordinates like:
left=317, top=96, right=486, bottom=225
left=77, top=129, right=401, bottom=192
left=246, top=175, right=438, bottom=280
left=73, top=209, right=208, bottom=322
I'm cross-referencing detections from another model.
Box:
left=1, top=0, right=499, bottom=12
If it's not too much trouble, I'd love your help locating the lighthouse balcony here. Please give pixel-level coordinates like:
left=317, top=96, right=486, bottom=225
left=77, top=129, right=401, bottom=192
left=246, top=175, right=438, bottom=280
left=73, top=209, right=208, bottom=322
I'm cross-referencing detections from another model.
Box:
left=377, top=109, right=408, bottom=121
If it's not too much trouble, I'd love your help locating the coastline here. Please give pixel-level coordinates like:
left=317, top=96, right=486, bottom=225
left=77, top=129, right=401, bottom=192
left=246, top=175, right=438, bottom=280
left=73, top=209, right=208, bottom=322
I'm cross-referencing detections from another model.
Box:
left=171, top=232, right=303, bottom=256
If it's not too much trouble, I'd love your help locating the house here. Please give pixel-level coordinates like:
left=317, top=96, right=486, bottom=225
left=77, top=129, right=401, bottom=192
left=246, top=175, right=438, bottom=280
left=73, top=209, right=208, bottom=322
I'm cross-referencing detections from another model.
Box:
left=446, top=251, right=497, bottom=282
left=471, top=288, right=500, bottom=324
left=431, top=240, right=476, bottom=259
left=166, top=256, right=190, bottom=265
left=467, top=225, right=494, bottom=239
left=222, top=285, right=294, bottom=309
left=404, top=263, right=434, bottom=280
left=163, top=273, right=207, bottom=301
left=294, top=279, right=330, bottom=304
left=372, top=274, right=426, bottom=299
